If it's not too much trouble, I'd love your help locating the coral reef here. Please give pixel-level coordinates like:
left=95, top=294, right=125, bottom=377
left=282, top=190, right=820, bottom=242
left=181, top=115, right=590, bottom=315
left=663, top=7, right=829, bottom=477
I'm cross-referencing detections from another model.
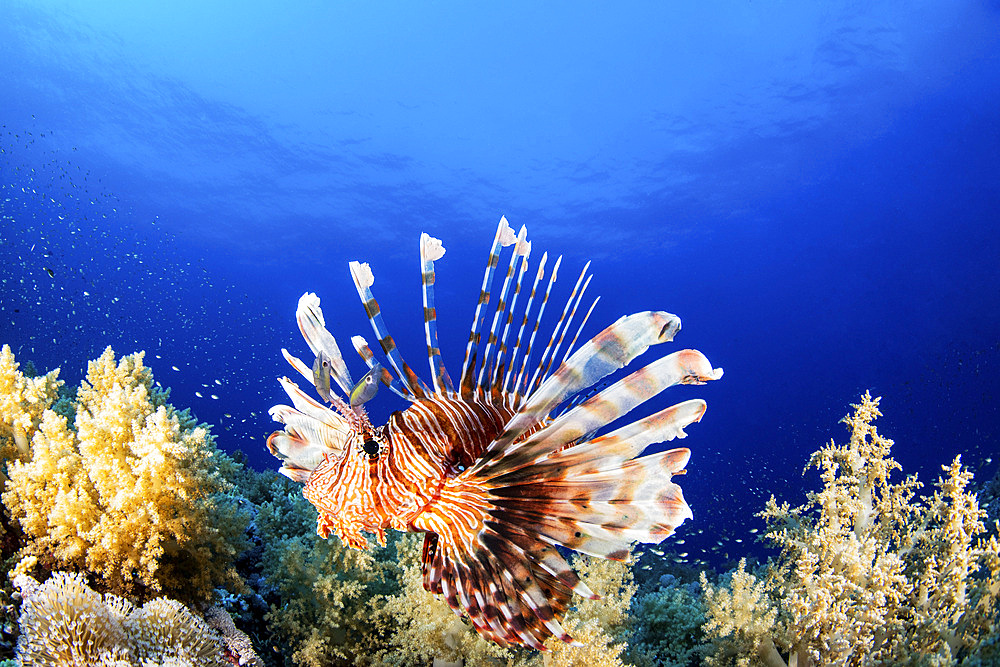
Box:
left=13, top=571, right=232, bottom=666
left=6, top=343, right=996, bottom=666
left=254, top=476, right=403, bottom=666
left=0, top=345, right=250, bottom=601
left=700, top=392, right=1000, bottom=666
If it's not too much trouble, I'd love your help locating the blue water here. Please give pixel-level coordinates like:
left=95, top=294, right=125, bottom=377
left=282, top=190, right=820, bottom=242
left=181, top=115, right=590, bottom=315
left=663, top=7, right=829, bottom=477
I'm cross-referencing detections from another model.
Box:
left=2, top=1, right=998, bottom=567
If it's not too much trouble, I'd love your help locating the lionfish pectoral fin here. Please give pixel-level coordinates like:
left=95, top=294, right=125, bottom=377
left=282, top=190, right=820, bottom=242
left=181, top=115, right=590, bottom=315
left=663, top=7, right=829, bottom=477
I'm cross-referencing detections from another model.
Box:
left=414, top=478, right=577, bottom=651
left=295, top=293, right=354, bottom=396
left=429, top=313, right=721, bottom=649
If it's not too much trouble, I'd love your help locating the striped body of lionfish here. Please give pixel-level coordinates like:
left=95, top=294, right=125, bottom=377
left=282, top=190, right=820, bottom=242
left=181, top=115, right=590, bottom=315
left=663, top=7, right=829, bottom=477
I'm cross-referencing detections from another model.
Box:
left=266, top=217, right=723, bottom=649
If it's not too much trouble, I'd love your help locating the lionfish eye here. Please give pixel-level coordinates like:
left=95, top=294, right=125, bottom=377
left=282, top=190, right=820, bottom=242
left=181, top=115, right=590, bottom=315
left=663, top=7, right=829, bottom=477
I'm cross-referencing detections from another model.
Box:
left=362, top=439, right=380, bottom=458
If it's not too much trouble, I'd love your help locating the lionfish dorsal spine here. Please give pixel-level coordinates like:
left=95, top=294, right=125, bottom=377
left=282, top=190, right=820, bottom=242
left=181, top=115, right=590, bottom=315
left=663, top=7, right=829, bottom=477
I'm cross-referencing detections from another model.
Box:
left=503, top=251, right=547, bottom=400
left=460, top=216, right=517, bottom=399
left=536, top=269, right=593, bottom=393
left=476, top=224, right=528, bottom=396
left=349, top=260, right=429, bottom=399
left=491, top=233, right=532, bottom=393
left=559, top=294, right=600, bottom=370
left=419, top=232, right=455, bottom=395
left=512, top=253, right=561, bottom=402
left=526, top=260, right=591, bottom=397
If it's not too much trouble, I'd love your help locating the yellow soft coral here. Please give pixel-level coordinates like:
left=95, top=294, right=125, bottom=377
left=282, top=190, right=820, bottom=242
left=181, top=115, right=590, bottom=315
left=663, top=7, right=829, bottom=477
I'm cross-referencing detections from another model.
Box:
left=540, top=555, right=637, bottom=667
left=0, top=344, right=62, bottom=464
left=2, top=346, right=248, bottom=600
left=702, top=392, right=1000, bottom=666
left=701, top=559, right=781, bottom=667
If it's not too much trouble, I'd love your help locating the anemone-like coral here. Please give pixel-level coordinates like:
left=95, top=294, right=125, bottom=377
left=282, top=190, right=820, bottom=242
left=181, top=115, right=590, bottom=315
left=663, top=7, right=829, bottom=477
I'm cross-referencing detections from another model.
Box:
left=14, top=571, right=231, bottom=666
left=14, top=571, right=129, bottom=666
left=700, top=392, right=1000, bottom=666
left=0, top=346, right=249, bottom=601
left=204, top=605, right=265, bottom=667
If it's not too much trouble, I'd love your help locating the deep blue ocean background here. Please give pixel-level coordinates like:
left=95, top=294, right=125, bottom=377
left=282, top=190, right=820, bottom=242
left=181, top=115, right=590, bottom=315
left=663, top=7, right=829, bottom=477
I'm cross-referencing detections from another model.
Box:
left=2, top=1, right=998, bottom=568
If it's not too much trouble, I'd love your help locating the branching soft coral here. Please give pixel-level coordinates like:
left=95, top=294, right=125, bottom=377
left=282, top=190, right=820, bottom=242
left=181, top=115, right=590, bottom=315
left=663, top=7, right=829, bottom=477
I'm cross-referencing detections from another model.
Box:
left=1, top=346, right=249, bottom=601
left=256, top=482, right=405, bottom=667
left=626, top=574, right=708, bottom=667
left=701, top=560, right=780, bottom=667
left=0, top=344, right=62, bottom=465
left=701, top=392, right=1000, bottom=666
left=539, top=555, right=637, bottom=667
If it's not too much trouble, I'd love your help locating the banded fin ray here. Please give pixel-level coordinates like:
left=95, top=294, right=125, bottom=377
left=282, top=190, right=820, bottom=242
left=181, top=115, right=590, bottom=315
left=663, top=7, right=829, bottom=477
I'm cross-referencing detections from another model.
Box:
left=503, top=252, right=547, bottom=399
left=527, top=264, right=592, bottom=396
left=470, top=309, right=685, bottom=473
left=491, top=234, right=531, bottom=393
left=512, top=254, right=561, bottom=402
left=490, top=399, right=707, bottom=485
left=349, top=260, right=429, bottom=399
left=560, top=295, right=600, bottom=367
left=420, top=232, right=455, bottom=395
left=476, top=225, right=528, bottom=396
left=460, top=216, right=517, bottom=399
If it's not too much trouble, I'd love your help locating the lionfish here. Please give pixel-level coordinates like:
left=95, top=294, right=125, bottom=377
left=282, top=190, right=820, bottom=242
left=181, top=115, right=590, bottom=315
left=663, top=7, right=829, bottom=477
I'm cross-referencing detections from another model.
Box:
left=266, top=217, right=723, bottom=649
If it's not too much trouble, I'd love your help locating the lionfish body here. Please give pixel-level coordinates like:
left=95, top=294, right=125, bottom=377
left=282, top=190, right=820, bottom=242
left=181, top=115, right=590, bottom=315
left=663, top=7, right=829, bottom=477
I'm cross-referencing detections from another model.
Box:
left=267, top=218, right=723, bottom=649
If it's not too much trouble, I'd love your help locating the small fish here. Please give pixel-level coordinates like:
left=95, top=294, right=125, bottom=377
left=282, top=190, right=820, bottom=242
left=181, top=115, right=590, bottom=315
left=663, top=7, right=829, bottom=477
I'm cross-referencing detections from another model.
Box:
left=266, top=218, right=723, bottom=649
left=312, top=350, right=334, bottom=403
left=349, top=361, right=383, bottom=407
